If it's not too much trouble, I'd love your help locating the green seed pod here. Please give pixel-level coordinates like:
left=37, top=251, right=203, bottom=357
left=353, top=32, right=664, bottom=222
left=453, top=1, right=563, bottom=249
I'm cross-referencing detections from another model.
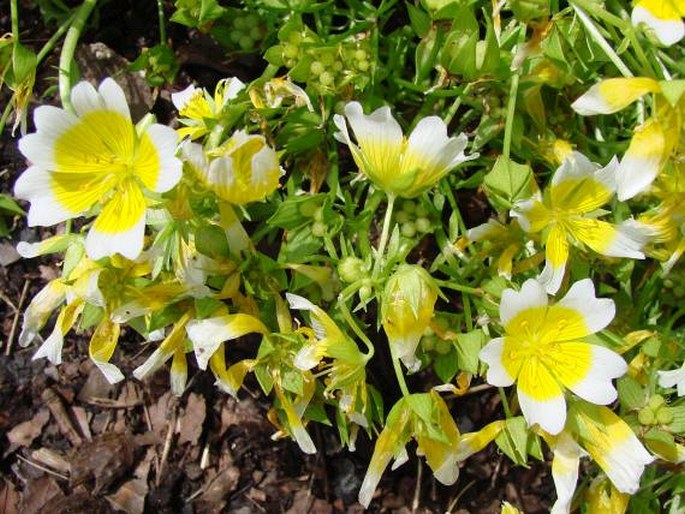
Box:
left=338, top=256, right=367, bottom=283
left=638, top=408, right=656, bottom=425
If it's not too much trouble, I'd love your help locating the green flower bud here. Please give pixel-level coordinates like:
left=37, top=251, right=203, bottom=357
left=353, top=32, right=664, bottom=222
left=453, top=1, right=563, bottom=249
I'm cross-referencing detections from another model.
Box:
left=638, top=408, right=656, bottom=425
left=382, top=264, right=439, bottom=372
left=648, top=394, right=666, bottom=410
left=338, top=256, right=367, bottom=283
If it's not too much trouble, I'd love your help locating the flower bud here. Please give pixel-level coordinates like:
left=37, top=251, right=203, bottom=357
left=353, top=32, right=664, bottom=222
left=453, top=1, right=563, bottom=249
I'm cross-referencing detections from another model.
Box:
left=381, top=264, right=438, bottom=372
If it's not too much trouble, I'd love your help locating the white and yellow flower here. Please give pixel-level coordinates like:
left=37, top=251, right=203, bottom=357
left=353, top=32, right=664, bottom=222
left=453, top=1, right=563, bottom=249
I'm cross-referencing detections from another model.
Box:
left=479, top=278, right=628, bottom=435
left=632, top=0, right=685, bottom=46
left=15, top=78, right=182, bottom=260
left=172, top=77, right=245, bottom=140
left=657, top=361, right=685, bottom=396
left=571, top=77, right=682, bottom=200
left=565, top=401, right=654, bottom=494
left=181, top=130, right=282, bottom=205
left=333, top=101, right=475, bottom=198
left=511, top=152, right=647, bottom=294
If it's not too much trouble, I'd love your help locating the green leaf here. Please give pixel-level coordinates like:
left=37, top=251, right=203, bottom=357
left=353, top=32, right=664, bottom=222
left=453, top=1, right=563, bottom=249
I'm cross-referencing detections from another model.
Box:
left=281, top=368, right=304, bottom=396
left=434, top=347, right=458, bottom=383
left=195, top=223, right=230, bottom=259
left=407, top=3, right=431, bottom=38
left=617, top=375, right=646, bottom=411
left=483, top=156, right=534, bottom=210
left=194, top=297, right=224, bottom=319
left=455, top=330, right=485, bottom=374
left=7, top=42, right=36, bottom=87
left=659, top=80, right=685, bottom=107
left=666, top=403, right=685, bottom=434
left=495, top=416, right=530, bottom=466
left=644, top=428, right=678, bottom=462
left=0, top=194, right=25, bottom=216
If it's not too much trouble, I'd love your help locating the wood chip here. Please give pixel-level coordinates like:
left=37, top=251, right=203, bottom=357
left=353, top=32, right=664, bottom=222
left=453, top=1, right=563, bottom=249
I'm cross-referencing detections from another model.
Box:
left=4, top=409, right=49, bottom=456
left=177, top=392, right=206, bottom=445
left=41, top=388, right=82, bottom=447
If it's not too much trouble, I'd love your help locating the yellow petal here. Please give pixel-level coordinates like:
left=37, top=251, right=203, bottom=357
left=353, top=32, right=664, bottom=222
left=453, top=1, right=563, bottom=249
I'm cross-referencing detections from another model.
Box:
left=571, top=78, right=661, bottom=115
left=616, top=119, right=666, bottom=200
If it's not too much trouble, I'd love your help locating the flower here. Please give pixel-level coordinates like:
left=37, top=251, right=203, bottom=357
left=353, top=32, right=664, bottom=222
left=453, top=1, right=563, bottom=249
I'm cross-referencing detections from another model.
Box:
left=571, top=77, right=682, bottom=200
left=479, top=278, right=628, bottom=435
left=511, top=152, right=647, bottom=294
left=181, top=130, right=282, bottom=205
left=632, top=0, right=685, bottom=46
left=358, top=391, right=504, bottom=508
left=286, top=293, right=372, bottom=434
left=172, top=77, right=245, bottom=140
left=657, top=361, right=685, bottom=396
left=545, top=402, right=653, bottom=514
left=381, top=264, right=439, bottom=372
left=333, top=101, right=475, bottom=198
left=15, top=78, right=182, bottom=260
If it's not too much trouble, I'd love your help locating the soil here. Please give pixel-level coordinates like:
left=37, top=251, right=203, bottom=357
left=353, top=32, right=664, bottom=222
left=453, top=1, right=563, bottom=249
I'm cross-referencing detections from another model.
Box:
left=0, top=2, right=553, bottom=513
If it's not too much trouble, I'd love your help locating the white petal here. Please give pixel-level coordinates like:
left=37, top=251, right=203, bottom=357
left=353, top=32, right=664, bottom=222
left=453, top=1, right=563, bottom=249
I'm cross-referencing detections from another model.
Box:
left=146, top=124, right=182, bottom=192
left=94, top=361, right=125, bottom=384
left=479, top=337, right=515, bottom=387
left=557, top=279, right=615, bottom=334
left=32, top=105, right=79, bottom=137
left=14, top=167, right=76, bottom=226
left=602, top=436, right=654, bottom=493
left=133, top=347, right=173, bottom=380
left=99, top=78, right=131, bottom=119
left=518, top=389, right=567, bottom=435
left=85, top=210, right=146, bottom=260
left=181, top=140, right=208, bottom=173
left=294, top=344, right=320, bottom=370
left=71, top=81, right=107, bottom=117
left=344, top=101, right=402, bottom=146
left=550, top=432, right=581, bottom=514
left=405, top=117, right=469, bottom=170
left=551, top=151, right=599, bottom=186
left=657, top=366, right=685, bottom=396
left=285, top=292, right=316, bottom=311
left=500, top=279, right=548, bottom=326
left=632, top=6, right=685, bottom=46
left=567, top=346, right=626, bottom=404
left=32, top=326, right=64, bottom=364
left=600, top=220, right=648, bottom=259
left=538, top=256, right=566, bottom=296
left=172, top=85, right=197, bottom=111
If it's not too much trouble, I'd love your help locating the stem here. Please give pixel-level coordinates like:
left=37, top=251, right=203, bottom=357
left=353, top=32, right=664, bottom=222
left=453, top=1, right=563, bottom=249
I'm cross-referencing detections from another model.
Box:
left=370, top=193, right=396, bottom=280
left=498, top=387, right=513, bottom=418
left=502, top=28, right=526, bottom=159
left=435, top=280, right=482, bottom=296
left=37, top=12, right=76, bottom=64
left=157, top=0, right=168, bottom=45
left=392, top=355, right=410, bottom=397
left=10, top=0, right=19, bottom=42
left=337, top=296, right=375, bottom=358
left=59, top=0, right=98, bottom=112
left=571, top=4, right=633, bottom=78
left=0, top=102, right=13, bottom=135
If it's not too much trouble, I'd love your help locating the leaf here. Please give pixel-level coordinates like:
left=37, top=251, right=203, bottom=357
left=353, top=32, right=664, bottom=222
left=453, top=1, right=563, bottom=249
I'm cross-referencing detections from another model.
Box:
left=483, top=155, right=534, bottom=210
left=455, top=330, right=485, bottom=375
left=434, top=347, right=458, bottom=383
left=407, top=3, right=431, bottom=38
left=0, top=194, right=25, bottom=216
left=617, top=375, right=645, bottom=411
left=495, top=416, right=530, bottom=466
left=644, top=428, right=678, bottom=462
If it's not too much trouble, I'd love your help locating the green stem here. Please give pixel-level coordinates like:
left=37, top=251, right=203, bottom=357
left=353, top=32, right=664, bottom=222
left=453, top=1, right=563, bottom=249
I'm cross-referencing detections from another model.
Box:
left=434, top=280, right=482, bottom=296
left=10, top=0, right=19, bottom=42
left=502, top=28, right=526, bottom=159
left=59, top=0, right=98, bottom=112
left=37, top=12, right=76, bottom=64
left=156, top=0, right=167, bottom=45
left=0, top=102, right=13, bottom=135
left=392, top=355, right=410, bottom=397
left=337, top=296, right=375, bottom=358
left=370, top=193, right=396, bottom=281
left=571, top=4, right=633, bottom=78
left=498, top=387, right=513, bottom=418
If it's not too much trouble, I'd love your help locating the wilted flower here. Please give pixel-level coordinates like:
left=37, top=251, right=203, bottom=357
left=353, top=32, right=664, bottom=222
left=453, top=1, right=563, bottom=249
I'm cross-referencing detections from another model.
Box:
left=571, top=77, right=683, bottom=200
left=512, top=152, right=647, bottom=294
left=172, top=77, right=245, bottom=140
left=631, top=0, right=685, bottom=46
left=182, top=131, right=282, bottom=205
left=547, top=401, right=654, bottom=514
left=479, top=278, right=627, bottom=435
left=333, top=101, right=475, bottom=198
left=15, top=78, right=182, bottom=260
left=381, top=264, right=439, bottom=372
left=358, top=391, right=504, bottom=508
left=286, top=292, right=372, bottom=434
left=657, top=361, right=685, bottom=396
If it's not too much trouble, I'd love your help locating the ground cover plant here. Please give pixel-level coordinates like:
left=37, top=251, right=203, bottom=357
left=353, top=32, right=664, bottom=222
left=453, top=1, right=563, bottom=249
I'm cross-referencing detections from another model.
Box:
left=1, top=0, right=685, bottom=512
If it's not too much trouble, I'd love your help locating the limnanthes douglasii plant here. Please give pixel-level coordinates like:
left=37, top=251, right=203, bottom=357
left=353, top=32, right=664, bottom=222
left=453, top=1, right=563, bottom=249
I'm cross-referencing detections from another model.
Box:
left=8, top=0, right=685, bottom=511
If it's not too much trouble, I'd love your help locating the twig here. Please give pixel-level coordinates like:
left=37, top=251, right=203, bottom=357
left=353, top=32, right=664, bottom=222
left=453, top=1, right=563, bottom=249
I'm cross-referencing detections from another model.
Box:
left=5, top=279, right=29, bottom=355
left=156, top=398, right=178, bottom=487
left=42, top=388, right=83, bottom=446
left=16, top=454, right=69, bottom=481
left=82, top=396, right=143, bottom=408
left=412, top=457, right=422, bottom=513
